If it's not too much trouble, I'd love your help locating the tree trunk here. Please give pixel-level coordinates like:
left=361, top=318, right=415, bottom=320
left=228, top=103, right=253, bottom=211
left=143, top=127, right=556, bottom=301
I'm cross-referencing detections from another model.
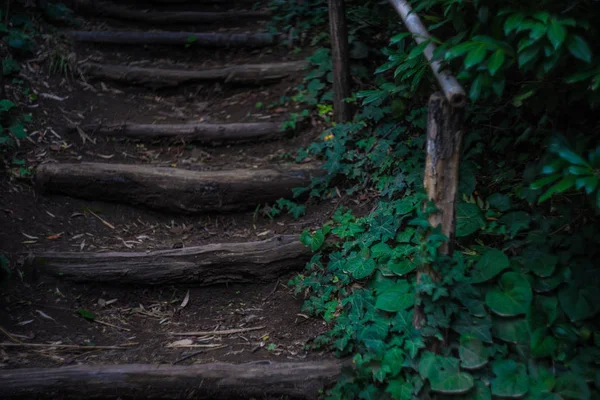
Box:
left=36, top=163, right=322, bottom=214
left=68, top=31, right=277, bottom=47
left=328, top=0, right=352, bottom=123
left=413, top=92, right=464, bottom=330
left=65, top=0, right=269, bottom=24
left=80, top=61, right=307, bottom=87
left=81, top=121, right=285, bottom=142
left=27, top=235, right=310, bottom=285
left=0, top=361, right=343, bottom=399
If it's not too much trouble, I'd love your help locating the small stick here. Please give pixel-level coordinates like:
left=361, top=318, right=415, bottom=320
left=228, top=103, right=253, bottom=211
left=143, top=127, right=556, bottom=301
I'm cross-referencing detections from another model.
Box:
left=0, top=342, right=135, bottom=350
left=94, top=319, right=131, bottom=332
left=170, top=325, right=265, bottom=336
left=262, top=279, right=280, bottom=302
left=85, top=208, right=115, bottom=230
left=0, top=326, right=22, bottom=344
left=166, top=344, right=225, bottom=349
left=172, top=345, right=228, bottom=365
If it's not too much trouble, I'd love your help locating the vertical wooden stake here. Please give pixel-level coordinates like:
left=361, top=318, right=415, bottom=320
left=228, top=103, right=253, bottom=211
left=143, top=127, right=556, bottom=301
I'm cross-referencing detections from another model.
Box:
left=328, top=0, right=352, bottom=123
left=413, top=92, right=465, bottom=330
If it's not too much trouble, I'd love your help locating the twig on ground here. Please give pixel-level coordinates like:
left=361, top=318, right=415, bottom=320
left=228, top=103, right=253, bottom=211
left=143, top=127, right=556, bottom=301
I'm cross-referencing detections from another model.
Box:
left=170, top=325, right=265, bottom=336
left=0, top=326, right=22, bottom=344
left=0, top=342, right=135, bottom=350
left=171, top=345, right=228, bottom=364
left=85, top=208, right=115, bottom=230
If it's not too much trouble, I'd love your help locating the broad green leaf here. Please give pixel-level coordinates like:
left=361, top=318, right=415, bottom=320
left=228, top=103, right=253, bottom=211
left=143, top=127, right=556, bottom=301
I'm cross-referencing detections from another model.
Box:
left=527, top=295, right=558, bottom=330
left=453, top=313, right=493, bottom=343
left=576, top=176, right=598, bottom=194
left=518, top=45, right=540, bottom=69
left=375, top=281, right=413, bottom=312
left=0, top=99, right=16, bottom=112
left=420, top=354, right=474, bottom=394
left=499, top=211, right=531, bottom=238
left=530, top=327, right=557, bottom=358
left=446, top=42, right=478, bottom=60
left=554, top=374, right=591, bottom=400
left=459, top=335, right=488, bottom=369
left=548, top=20, right=567, bottom=49
left=77, top=308, right=95, bottom=321
left=488, top=49, right=505, bottom=76
left=567, top=35, right=592, bottom=63
left=382, top=347, right=405, bottom=377
left=531, top=174, right=561, bottom=190
left=487, top=193, right=511, bottom=212
left=405, top=338, right=426, bottom=359
left=388, top=260, right=417, bottom=276
left=491, top=360, right=530, bottom=398
left=9, top=122, right=27, bottom=139
left=538, top=176, right=576, bottom=203
left=470, top=249, right=510, bottom=283
left=486, top=272, right=533, bottom=316
left=456, top=203, right=485, bottom=237
left=559, top=284, right=599, bottom=322
left=465, top=44, right=487, bottom=69
left=458, top=381, right=491, bottom=400
left=492, top=317, right=530, bottom=344
left=371, top=242, right=392, bottom=259
left=386, top=379, right=413, bottom=400
left=345, top=255, right=376, bottom=280
left=505, top=13, right=525, bottom=35
left=469, top=73, right=483, bottom=101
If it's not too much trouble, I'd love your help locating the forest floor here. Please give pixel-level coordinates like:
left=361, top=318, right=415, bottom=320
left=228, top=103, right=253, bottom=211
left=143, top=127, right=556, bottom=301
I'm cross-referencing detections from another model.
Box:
left=0, top=0, right=353, bottom=390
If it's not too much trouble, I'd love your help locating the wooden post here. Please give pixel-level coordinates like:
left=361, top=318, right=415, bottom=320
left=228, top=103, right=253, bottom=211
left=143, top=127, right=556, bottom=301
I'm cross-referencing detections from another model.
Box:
left=328, top=0, right=352, bottom=123
left=413, top=92, right=464, bottom=330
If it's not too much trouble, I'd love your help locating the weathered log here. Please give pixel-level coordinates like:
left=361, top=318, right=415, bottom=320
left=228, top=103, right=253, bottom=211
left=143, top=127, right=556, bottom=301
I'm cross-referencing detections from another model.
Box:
left=68, top=31, right=277, bottom=47
left=82, top=121, right=285, bottom=142
left=27, top=235, right=310, bottom=285
left=328, top=0, right=352, bottom=123
left=36, top=163, right=321, bottom=213
left=80, top=61, right=307, bottom=87
left=0, top=361, right=343, bottom=399
left=65, top=0, right=269, bottom=24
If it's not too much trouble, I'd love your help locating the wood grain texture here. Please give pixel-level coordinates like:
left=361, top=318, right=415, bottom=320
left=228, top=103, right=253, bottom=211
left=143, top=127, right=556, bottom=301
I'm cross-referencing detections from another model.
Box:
left=328, top=0, right=352, bottom=123
left=27, top=235, right=311, bottom=285
left=0, top=361, right=343, bottom=399
left=36, top=163, right=322, bottom=213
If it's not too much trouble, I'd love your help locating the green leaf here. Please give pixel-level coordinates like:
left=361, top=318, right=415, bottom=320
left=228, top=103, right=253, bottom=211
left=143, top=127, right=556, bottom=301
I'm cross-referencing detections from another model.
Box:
left=469, top=73, right=483, bottom=101
left=559, top=284, right=599, bottom=322
left=0, top=99, right=16, bottom=112
left=554, top=374, right=591, bottom=400
left=446, top=42, right=477, bottom=60
left=470, top=249, right=510, bottom=284
left=530, top=327, right=557, bottom=358
left=499, top=211, right=531, bottom=238
left=487, top=193, right=512, bottom=212
left=9, top=121, right=27, bottom=139
left=345, top=254, right=376, bottom=280
left=375, top=281, right=413, bottom=312
left=77, top=308, right=95, bottom=321
left=465, top=44, right=487, bottom=69
left=531, top=174, right=561, bottom=190
left=488, top=50, right=505, bottom=76
left=405, top=338, right=426, bottom=359
left=386, top=379, right=413, bottom=400
left=518, top=45, right=540, bottom=69
left=486, top=272, right=533, bottom=317
left=456, top=203, right=485, bottom=237
left=420, top=354, right=474, bottom=394
left=538, top=176, right=576, bottom=203
left=505, top=13, right=525, bottom=35
left=459, top=381, right=491, bottom=400
left=459, top=335, right=488, bottom=369
left=311, top=229, right=325, bottom=251
left=492, top=317, right=529, bottom=344
left=567, top=35, right=592, bottom=63
left=548, top=20, right=567, bottom=49
left=491, top=360, right=529, bottom=398
left=521, top=248, right=557, bottom=278
left=453, top=313, right=493, bottom=343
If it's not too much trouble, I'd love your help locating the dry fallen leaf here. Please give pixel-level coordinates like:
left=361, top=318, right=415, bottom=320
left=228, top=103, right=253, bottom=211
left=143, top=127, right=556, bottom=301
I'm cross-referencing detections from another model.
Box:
left=46, top=233, right=63, bottom=240
left=36, top=310, right=55, bottom=321
left=167, top=339, right=193, bottom=347
left=180, top=290, right=190, bottom=308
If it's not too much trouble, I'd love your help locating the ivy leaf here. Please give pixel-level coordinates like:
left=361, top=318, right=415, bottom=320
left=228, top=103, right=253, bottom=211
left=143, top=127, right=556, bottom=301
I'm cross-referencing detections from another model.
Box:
left=470, top=249, right=510, bottom=284
left=345, top=254, right=376, bottom=280
left=554, top=374, right=591, bottom=400
left=559, top=284, right=599, bottom=322
left=491, top=360, right=529, bottom=398
left=492, top=317, right=529, bottom=344
left=486, top=272, right=533, bottom=316
left=567, top=35, right=592, bottom=63
left=456, top=203, right=485, bottom=237
left=405, top=337, right=426, bottom=359
left=419, top=354, right=474, bottom=394
left=375, top=281, right=413, bottom=312
left=386, top=379, right=413, bottom=400
left=453, top=313, right=493, bottom=343
left=388, top=260, right=417, bottom=276
left=499, top=211, right=531, bottom=238
left=547, top=20, right=567, bottom=49
left=459, top=335, right=489, bottom=369
left=488, top=49, right=505, bottom=76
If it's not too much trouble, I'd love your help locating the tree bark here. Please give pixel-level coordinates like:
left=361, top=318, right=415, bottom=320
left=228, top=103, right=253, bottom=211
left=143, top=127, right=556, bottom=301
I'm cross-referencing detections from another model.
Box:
left=328, top=0, right=352, bottom=123
left=80, top=61, right=307, bottom=87
left=64, top=0, right=269, bottom=24
left=68, top=31, right=277, bottom=48
left=413, top=92, right=464, bottom=330
left=26, top=235, right=310, bottom=285
left=81, top=121, right=285, bottom=142
left=0, top=361, right=343, bottom=399
left=36, top=163, right=322, bottom=214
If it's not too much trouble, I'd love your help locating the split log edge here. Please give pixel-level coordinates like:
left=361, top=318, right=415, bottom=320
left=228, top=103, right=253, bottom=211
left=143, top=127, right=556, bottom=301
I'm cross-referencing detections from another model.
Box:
left=36, top=163, right=323, bottom=213
left=80, top=61, right=307, bottom=87
left=26, top=235, right=311, bottom=285
left=0, top=361, right=344, bottom=399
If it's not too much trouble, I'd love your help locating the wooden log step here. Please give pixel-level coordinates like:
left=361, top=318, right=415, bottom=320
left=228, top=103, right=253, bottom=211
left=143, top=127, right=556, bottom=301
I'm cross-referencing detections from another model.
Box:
left=27, top=235, right=310, bottom=285
left=80, top=61, right=307, bottom=87
left=68, top=30, right=277, bottom=47
left=0, top=360, right=343, bottom=399
left=65, top=0, right=270, bottom=24
left=36, top=163, right=321, bottom=213
left=82, top=121, right=284, bottom=142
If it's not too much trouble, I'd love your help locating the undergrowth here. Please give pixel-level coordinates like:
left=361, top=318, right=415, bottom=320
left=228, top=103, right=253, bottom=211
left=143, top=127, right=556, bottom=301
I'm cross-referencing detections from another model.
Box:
left=275, top=0, right=600, bottom=399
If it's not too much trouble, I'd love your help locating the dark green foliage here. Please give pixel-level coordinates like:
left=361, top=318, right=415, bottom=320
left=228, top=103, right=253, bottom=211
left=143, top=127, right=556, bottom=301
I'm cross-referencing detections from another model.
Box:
left=283, top=0, right=600, bottom=398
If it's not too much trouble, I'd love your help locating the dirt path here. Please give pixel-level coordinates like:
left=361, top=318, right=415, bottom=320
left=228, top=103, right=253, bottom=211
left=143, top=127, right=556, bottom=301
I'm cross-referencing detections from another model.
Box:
left=0, top=1, right=342, bottom=398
